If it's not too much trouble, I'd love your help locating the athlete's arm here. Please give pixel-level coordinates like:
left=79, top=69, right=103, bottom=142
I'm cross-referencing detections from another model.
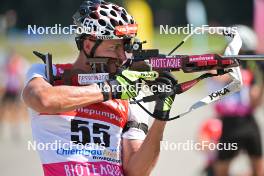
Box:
left=122, top=72, right=177, bottom=175
left=22, top=77, right=104, bottom=113
left=122, top=120, right=166, bottom=176
left=209, top=70, right=231, bottom=83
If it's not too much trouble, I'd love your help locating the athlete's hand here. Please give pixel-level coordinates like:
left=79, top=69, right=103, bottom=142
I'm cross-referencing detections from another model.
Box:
left=153, top=72, right=178, bottom=121
left=100, top=70, right=159, bottom=100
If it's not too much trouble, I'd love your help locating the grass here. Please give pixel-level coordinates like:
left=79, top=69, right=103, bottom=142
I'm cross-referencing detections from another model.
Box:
left=153, top=29, right=227, bottom=54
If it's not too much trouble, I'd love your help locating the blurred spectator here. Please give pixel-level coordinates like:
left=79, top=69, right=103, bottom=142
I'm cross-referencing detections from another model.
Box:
left=0, top=9, right=17, bottom=35
left=0, top=49, right=29, bottom=139
left=198, top=118, right=222, bottom=176
left=202, top=25, right=264, bottom=176
left=212, top=63, right=263, bottom=176
left=254, top=0, right=264, bottom=53
left=210, top=25, right=264, bottom=176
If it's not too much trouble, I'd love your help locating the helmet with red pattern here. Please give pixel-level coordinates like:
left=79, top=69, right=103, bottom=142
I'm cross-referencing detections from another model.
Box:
left=73, top=0, right=137, bottom=43
left=73, top=0, right=138, bottom=59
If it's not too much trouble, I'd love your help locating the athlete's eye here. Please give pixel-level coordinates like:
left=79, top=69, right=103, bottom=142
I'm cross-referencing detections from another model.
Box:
left=109, top=45, right=117, bottom=50
left=108, top=44, right=122, bottom=51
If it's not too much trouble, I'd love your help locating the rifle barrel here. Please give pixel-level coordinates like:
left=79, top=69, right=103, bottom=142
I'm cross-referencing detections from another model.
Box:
left=222, top=55, right=264, bottom=60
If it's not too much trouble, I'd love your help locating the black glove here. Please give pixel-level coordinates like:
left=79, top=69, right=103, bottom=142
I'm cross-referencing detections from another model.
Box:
left=153, top=72, right=178, bottom=121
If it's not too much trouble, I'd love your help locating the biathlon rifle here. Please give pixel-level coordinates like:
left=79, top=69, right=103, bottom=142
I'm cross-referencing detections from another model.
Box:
left=33, top=27, right=264, bottom=121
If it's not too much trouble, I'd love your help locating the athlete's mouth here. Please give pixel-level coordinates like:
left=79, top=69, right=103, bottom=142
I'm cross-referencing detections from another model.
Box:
left=86, top=57, right=123, bottom=74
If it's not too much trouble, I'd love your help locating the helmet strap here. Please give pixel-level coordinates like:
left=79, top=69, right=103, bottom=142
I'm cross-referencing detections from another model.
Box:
left=82, top=39, right=103, bottom=59
left=81, top=39, right=103, bottom=73
left=89, top=39, right=103, bottom=58
left=75, top=35, right=103, bottom=58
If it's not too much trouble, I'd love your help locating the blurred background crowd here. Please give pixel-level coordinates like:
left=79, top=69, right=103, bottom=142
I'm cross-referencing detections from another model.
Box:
left=0, top=0, right=263, bottom=175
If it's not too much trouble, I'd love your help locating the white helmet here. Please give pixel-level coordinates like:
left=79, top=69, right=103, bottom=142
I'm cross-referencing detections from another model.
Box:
left=73, top=0, right=137, bottom=41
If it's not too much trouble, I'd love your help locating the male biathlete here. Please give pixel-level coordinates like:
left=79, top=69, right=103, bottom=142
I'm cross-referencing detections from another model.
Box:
left=23, top=1, right=176, bottom=176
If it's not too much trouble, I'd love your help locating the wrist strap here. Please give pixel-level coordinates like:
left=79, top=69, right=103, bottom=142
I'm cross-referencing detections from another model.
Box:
left=107, top=80, right=121, bottom=99
left=97, top=82, right=110, bottom=102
